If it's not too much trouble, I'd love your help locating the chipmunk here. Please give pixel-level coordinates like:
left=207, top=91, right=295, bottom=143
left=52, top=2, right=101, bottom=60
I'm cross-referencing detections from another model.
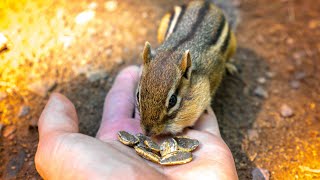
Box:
left=136, top=0, right=237, bottom=136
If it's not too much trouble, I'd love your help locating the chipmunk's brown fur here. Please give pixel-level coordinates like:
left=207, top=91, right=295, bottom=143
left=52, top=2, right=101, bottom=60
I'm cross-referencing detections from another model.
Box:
left=136, top=0, right=237, bottom=136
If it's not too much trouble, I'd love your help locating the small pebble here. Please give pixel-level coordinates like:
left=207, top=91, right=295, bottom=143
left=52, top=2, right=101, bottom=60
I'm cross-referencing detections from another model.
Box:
left=294, top=71, right=306, bottom=80
left=88, top=2, right=98, bottom=9
left=290, top=80, right=300, bottom=89
left=257, top=77, right=266, bottom=84
left=2, top=125, right=16, bottom=138
left=0, top=33, right=8, bottom=52
left=114, top=57, right=124, bottom=65
left=105, top=48, right=113, bottom=57
left=0, top=123, right=3, bottom=133
left=280, top=104, right=294, bottom=118
left=18, top=105, right=30, bottom=118
left=253, top=86, right=268, bottom=98
left=247, top=129, right=259, bottom=141
left=252, top=168, right=270, bottom=180
left=29, top=118, right=38, bottom=128
left=85, top=69, right=108, bottom=82
left=265, top=71, right=275, bottom=79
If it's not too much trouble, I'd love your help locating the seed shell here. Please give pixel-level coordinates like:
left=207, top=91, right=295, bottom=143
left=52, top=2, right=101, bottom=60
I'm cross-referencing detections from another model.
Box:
left=134, top=145, right=160, bottom=163
left=144, top=137, right=160, bottom=153
left=135, top=133, right=148, bottom=148
left=174, top=136, right=199, bottom=152
left=160, top=138, right=178, bottom=156
left=117, top=131, right=139, bottom=146
left=160, top=150, right=192, bottom=165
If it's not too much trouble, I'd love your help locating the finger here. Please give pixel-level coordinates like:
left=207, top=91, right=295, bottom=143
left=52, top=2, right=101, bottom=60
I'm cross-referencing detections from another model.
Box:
left=96, top=117, right=142, bottom=140
left=193, top=107, right=221, bottom=137
left=103, top=66, right=140, bottom=120
left=38, top=93, right=79, bottom=137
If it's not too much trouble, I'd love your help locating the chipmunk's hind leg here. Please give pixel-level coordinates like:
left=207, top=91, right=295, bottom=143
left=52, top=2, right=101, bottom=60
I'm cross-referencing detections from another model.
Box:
left=157, top=13, right=172, bottom=44
left=225, top=31, right=238, bottom=75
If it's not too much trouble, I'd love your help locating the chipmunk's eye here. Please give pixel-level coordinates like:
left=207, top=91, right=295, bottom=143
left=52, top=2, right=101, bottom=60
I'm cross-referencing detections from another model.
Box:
left=136, top=91, right=140, bottom=102
left=168, top=94, right=177, bottom=109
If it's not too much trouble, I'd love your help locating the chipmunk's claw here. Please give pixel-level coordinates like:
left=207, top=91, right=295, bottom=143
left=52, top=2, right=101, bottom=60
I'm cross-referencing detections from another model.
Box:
left=226, top=62, right=238, bottom=75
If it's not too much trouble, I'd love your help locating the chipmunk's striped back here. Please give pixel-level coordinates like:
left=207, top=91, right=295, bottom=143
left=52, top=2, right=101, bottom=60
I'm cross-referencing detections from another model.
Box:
left=157, top=0, right=236, bottom=71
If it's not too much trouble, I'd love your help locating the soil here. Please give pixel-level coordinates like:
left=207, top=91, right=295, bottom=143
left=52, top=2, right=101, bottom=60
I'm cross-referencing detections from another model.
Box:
left=0, top=0, right=319, bottom=179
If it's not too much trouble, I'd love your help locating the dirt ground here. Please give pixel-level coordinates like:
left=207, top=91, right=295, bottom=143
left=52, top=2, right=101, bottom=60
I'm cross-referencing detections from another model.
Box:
left=0, top=0, right=319, bottom=179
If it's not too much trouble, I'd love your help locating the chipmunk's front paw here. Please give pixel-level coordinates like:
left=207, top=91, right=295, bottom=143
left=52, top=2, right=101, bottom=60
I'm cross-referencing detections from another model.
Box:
left=226, top=62, right=238, bottom=75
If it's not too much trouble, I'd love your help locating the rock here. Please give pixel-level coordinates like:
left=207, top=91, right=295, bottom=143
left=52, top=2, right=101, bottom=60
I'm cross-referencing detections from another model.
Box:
left=0, top=91, right=7, bottom=101
left=290, top=80, right=300, bottom=89
left=257, top=77, right=266, bottom=84
left=85, top=69, right=108, bottom=82
left=0, top=33, right=8, bottom=52
left=252, top=168, right=270, bottom=180
left=4, top=150, right=26, bottom=179
left=18, top=105, right=30, bottom=118
left=265, top=71, right=275, bottom=79
left=75, top=10, right=95, bottom=25
left=2, top=125, right=16, bottom=138
left=253, top=86, right=268, bottom=98
left=248, top=129, right=259, bottom=141
left=105, top=0, right=118, bottom=12
left=280, top=104, right=294, bottom=118
left=27, top=80, right=57, bottom=97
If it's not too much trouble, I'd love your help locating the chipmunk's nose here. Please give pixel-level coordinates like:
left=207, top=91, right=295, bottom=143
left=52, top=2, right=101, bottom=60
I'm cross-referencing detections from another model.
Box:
left=144, top=127, right=151, bottom=136
left=144, top=126, right=155, bottom=136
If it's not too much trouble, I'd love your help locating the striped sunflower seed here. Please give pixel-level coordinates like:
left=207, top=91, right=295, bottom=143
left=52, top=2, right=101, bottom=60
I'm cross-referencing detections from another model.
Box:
left=117, top=131, right=139, bottom=146
left=134, top=145, right=160, bottom=163
left=160, top=150, right=192, bottom=165
left=174, top=136, right=199, bottom=152
left=160, top=138, right=178, bottom=156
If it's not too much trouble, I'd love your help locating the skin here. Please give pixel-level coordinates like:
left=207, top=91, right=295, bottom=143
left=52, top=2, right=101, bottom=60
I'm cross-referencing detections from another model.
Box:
left=35, top=66, right=238, bottom=180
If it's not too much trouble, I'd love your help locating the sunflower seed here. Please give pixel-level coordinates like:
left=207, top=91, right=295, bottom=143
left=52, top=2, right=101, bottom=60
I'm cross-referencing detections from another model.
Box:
left=144, top=137, right=160, bottom=153
left=134, top=145, right=160, bottom=163
left=117, top=131, right=139, bottom=146
left=160, top=150, right=192, bottom=165
left=135, top=133, right=148, bottom=148
left=174, top=136, right=199, bottom=152
left=160, top=138, right=178, bottom=156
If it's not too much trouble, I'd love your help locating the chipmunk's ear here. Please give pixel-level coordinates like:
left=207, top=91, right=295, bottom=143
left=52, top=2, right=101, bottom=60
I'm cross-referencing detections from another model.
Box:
left=180, top=50, right=192, bottom=79
left=142, top=41, right=152, bottom=64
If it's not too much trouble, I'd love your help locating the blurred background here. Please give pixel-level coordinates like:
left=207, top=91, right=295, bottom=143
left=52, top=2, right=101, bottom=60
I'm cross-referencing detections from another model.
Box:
left=0, top=0, right=319, bottom=179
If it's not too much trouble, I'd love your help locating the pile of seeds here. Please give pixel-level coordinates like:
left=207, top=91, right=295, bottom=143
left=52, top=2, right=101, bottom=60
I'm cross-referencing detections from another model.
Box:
left=117, top=131, right=199, bottom=165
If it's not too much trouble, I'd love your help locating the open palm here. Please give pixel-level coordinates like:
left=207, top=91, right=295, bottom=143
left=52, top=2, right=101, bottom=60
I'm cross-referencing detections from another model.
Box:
left=35, top=66, right=238, bottom=180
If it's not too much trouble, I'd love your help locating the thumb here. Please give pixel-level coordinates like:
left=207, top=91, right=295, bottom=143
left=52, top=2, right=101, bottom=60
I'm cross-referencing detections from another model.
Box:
left=38, top=93, right=79, bottom=137
left=36, top=93, right=79, bottom=178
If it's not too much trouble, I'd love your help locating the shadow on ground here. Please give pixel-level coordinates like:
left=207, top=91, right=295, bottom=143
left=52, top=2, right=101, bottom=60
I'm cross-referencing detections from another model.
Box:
left=213, top=47, right=269, bottom=178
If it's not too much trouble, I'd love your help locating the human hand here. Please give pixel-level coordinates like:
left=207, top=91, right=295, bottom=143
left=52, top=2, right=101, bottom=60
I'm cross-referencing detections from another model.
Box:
left=35, top=66, right=238, bottom=180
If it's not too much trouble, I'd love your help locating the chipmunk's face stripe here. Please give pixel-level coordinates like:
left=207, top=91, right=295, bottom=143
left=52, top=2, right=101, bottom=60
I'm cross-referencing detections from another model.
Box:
left=210, top=14, right=226, bottom=45
left=171, top=0, right=210, bottom=51
left=221, top=26, right=231, bottom=53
